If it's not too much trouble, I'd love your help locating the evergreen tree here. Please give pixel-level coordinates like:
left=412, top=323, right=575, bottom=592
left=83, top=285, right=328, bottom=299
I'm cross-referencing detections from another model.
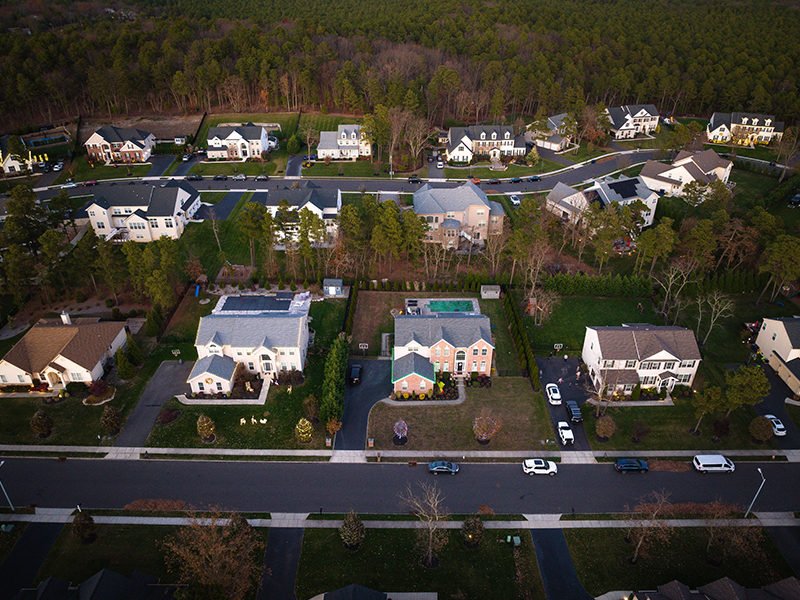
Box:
left=144, top=309, right=162, bottom=337
left=101, top=405, right=123, bottom=434
left=116, top=348, right=136, bottom=380
left=30, top=408, right=53, bottom=437
left=126, top=334, right=144, bottom=366
left=338, top=510, right=366, bottom=548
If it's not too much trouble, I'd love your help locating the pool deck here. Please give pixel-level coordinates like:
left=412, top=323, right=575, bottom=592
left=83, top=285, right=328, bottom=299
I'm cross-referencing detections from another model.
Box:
left=406, top=297, right=481, bottom=315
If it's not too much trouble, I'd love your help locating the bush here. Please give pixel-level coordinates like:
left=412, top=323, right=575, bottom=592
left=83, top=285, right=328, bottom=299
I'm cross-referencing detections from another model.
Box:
left=105, top=298, right=114, bottom=308
left=290, top=282, right=297, bottom=292
left=339, top=510, right=365, bottom=548
left=461, top=516, right=485, bottom=547
left=30, top=408, right=53, bottom=436
left=88, top=380, right=109, bottom=397
left=100, top=406, right=123, bottom=434
left=144, top=309, right=162, bottom=337
left=75, top=290, right=87, bottom=303
left=126, top=334, right=144, bottom=366
left=596, top=415, right=616, bottom=439
left=749, top=416, right=773, bottom=442
left=631, top=384, right=641, bottom=401
left=72, top=512, right=96, bottom=541
left=111, top=307, right=122, bottom=320
left=197, top=414, right=215, bottom=440
left=66, top=382, right=88, bottom=395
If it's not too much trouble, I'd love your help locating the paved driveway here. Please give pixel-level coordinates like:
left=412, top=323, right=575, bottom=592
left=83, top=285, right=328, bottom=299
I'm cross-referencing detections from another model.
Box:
left=334, top=360, right=392, bottom=450
left=257, top=528, right=303, bottom=600
left=146, top=155, right=175, bottom=177
left=0, top=523, right=64, bottom=600
left=195, top=191, right=244, bottom=221
left=114, top=360, right=194, bottom=447
left=755, top=365, right=800, bottom=449
left=171, top=155, right=201, bottom=177
left=529, top=529, right=594, bottom=600
left=285, top=156, right=303, bottom=177
left=536, top=357, right=592, bottom=451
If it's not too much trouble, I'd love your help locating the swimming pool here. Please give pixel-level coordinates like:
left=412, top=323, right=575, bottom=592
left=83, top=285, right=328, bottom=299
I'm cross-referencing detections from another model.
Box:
left=428, top=300, right=474, bottom=313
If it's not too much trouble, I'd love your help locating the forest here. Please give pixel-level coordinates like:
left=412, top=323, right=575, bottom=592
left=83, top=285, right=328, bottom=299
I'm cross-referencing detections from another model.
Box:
left=1, top=0, right=799, bottom=130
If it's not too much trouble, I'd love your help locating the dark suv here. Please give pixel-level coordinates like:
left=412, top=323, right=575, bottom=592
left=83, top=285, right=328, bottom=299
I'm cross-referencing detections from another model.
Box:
left=349, top=364, right=362, bottom=385
left=565, top=401, right=583, bottom=423
left=614, top=458, right=649, bottom=473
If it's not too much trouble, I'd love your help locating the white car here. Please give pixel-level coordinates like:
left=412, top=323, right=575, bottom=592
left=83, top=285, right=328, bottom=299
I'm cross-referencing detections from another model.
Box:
left=545, top=383, right=562, bottom=405
left=436, top=161, right=443, bottom=169
left=52, top=163, right=63, bottom=171
left=765, top=414, right=787, bottom=436
left=232, top=173, right=247, bottom=181
left=522, top=459, right=557, bottom=476
left=182, top=154, right=191, bottom=162
left=60, top=182, right=78, bottom=189
left=557, top=421, right=574, bottom=445
left=509, top=195, right=521, bottom=206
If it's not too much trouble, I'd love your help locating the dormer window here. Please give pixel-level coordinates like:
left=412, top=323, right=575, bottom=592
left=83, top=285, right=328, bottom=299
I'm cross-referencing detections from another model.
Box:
left=504, top=132, right=510, bottom=139
left=752, top=118, right=759, bottom=126
left=480, top=132, right=486, bottom=140
left=766, top=119, right=772, bottom=126
left=341, top=132, right=346, bottom=139
left=742, top=117, right=749, bottom=124
left=351, top=132, right=356, bottom=139
left=491, top=132, right=497, bottom=140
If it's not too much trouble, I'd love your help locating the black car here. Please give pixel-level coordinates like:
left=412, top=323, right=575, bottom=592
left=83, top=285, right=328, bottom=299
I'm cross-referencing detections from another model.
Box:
left=509, top=177, right=522, bottom=183
left=213, top=174, right=227, bottom=181
left=408, top=175, right=422, bottom=184
left=185, top=174, right=202, bottom=181
left=527, top=175, right=541, bottom=182
left=565, top=401, right=583, bottom=423
left=255, top=174, right=269, bottom=181
left=428, top=461, right=459, bottom=475
left=349, top=364, right=362, bottom=385
left=614, top=458, right=649, bottom=473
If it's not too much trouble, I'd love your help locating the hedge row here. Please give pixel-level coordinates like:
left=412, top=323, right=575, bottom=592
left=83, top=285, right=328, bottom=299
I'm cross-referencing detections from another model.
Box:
left=344, top=282, right=359, bottom=335
left=319, top=333, right=350, bottom=425
left=690, top=269, right=770, bottom=296
left=540, top=273, right=652, bottom=297
left=502, top=288, right=540, bottom=391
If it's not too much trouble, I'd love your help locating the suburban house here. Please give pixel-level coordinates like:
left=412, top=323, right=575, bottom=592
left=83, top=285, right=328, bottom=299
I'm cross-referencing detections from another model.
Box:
left=12, top=568, right=176, bottom=600
left=316, top=124, right=372, bottom=159
left=252, top=182, right=341, bottom=241
left=444, top=125, right=526, bottom=163
left=0, top=314, right=126, bottom=388
left=413, top=182, right=505, bottom=248
left=84, top=125, right=156, bottom=163
left=584, top=176, right=659, bottom=227
left=640, top=149, right=732, bottom=196
left=187, top=293, right=311, bottom=394
left=605, top=105, right=659, bottom=139
left=528, top=113, right=572, bottom=151
left=582, top=324, right=701, bottom=396
left=0, top=134, right=32, bottom=174
left=706, top=112, right=784, bottom=145
left=545, top=182, right=591, bottom=225
left=755, top=318, right=800, bottom=396
left=85, top=180, right=202, bottom=242
left=392, top=313, right=494, bottom=394
left=207, top=123, right=272, bottom=160
left=633, top=576, right=800, bottom=600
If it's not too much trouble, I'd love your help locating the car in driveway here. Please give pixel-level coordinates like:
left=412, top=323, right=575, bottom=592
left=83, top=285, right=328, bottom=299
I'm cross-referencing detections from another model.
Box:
left=232, top=173, right=246, bottom=181
left=565, top=400, right=582, bottom=423
left=428, top=460, right=459, bottom=475
left=213, top=174, right=227, bottom=181
left=527, top=175, right=541, bottom=182
left=408, top=175, right=422, bottom=184
left=182, top=154, right=191, bottom=162
left=185, top=174, right=202, bottom=181
left=545, top=383, right=562, bottom=405
left=614, top=458, right=649, bottom=473
left=53, top=163, right=63, bottom=171
left=349, top=364, right=362, bottom=385
left=255, top=174, right=269, bottom=181
left=522, top=459, right=557, bottom=476
left=765, top=414, right=786, bottom=436
left=557, top=421, right=574, bottom=445
left=302, top=154, right=317, bottom=161
left=436, top=161, right=443, bottom=169
left=509, top=195, right=521, bottom=206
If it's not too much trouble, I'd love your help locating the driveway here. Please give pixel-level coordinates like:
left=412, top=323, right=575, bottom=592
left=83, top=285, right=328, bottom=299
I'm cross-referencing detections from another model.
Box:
left=146, top=155, right=175, bottom=177
left=537, top=146, right=576, bottom=167
left=334, top=360, right=392, bottom=451
left=171, top=155, right=201, bottom=177
left=536, top=357, right=591, bottom=451
left=0, top=523, right=64, bottom=600
left=256, top=528, right=304, bottom=600
left=529, top=529, right=593, bottom=600
left=195, top=191, right=244, bottom=221
left=755, top=365, right=800, bottom=450
left=114, top=360, right=194, bottom=447
left=286, top=156, right=303, bottom=177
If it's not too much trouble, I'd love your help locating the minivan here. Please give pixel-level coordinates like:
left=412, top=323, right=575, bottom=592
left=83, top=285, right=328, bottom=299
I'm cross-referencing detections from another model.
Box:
left=692, top=454, right=735, bottom=473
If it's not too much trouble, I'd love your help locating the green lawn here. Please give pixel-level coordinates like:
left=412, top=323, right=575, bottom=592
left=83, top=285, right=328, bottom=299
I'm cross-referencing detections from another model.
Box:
left=677, top=117, right=710, bottom=129
left=729, top=169, right=780, bottom=203
left=196, top=113, right=299, bottom=148
left=617, top=163, right=646, bottom=178
left=566, top=526, right=794, bottom=597
left=296, top=113, right=360, bottom=151
left=522, top=296, right=661, bottom=354
left=0, top=522, right=27, bottom=566
left=368, top=377, right=554, bottom=451
left=444, top=158, right=563, bottom=179
left=564, top=142, right=610, bottom=162
left=615, top=137, right=662, bottom=150
left=53, top=157, right=151, bottom=184
left=146, top=299, right=346, bottom=449
left=197, top=191, right=229, bottom=205
left=704, top=143, right=778, bottom=162
left=478, top=299, right=520, bottom=371
left=161, top=156, right=182, bottom=176
left=188, top=160, right=277, bottom=177
left=785, top=403, right=800, bottom=429
left=304, top=160, right=380, bottom=178
left=295, top=528, right=545, bottom=600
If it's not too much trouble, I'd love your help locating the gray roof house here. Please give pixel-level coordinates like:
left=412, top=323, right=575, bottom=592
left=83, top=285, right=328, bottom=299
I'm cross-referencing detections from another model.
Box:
left=755, top=317, right=800, bottom=396
left=12, top=568, right=176, bottom=600
left=528, top=113, right=572, bottom=151
left=605, top=104, right=659, bottom=139
left=317, top=124, right=372, bottom=159
left=545, top=182, right=590, bottom=224
left=251, top=182, right=342, bottom=242
left=584, top=176, right=659, bottom=227
left=633, top=576, right=800, bottom=600
left=207, top=122, right=269, bottom=160
left=707, top=112, right=784, bottom=145
left=84, top=125, right=156, bottom=162
left=323, top=278, right=343, bottom=296
left=445, top=125, right=526, bottom=163
left=640, top=149, right=732, bottom=197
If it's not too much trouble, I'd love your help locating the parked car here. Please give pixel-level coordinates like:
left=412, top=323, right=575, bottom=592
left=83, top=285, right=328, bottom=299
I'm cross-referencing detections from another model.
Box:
left=564, top=400, right=582, bottom=423
left=60, top=182, right=78, bottom=189
left=614, top=458, right=649, bottom=473
left=436, top=161, right=444, bottom=169
left=693, top=454, right=735, bottom=473
left=182, top=154, right=191, bottom=162
left=83, top=179, right=98, bottom=186
left=765, top=414, right=787, bottom=436
left=408, top=175, right=422, bottom=184
left=788, top=194, right=800, bottom=208
left=185, top=174, right=202, bottom=181
left=509, top=177, right=522, bottom=183
left=557, top=421, right=574, bottom=445
left=509, top=195, right=521, bottom=206
left=470, top=177, right=481, bottom=184
left=527, top=175, right=541, bottom=182
left=427, top=155, right=434, bottom=162
left=545, top=383, right=562, bottom=405
left=255, top=174, right=269, bottom=181
left=213, top=174, right=227, bottom=180
left=488, top=178, right=501, bottom=185
left=52, top=163, right=63, bottom=171
left=428, top=460, right=459, bottom=475
left=349, top=364, right=362, bottom=385
left=232, top=173, right=246, bottom=181
left=522, top=459, right=557, bottom=476
left=302, top=154, right=317, bottom=161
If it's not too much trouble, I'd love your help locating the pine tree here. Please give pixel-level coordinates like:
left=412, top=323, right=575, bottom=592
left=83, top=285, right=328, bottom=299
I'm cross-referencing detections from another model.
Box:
left=72, top=512, right=96, bottom=541
left=295, top=418, right=313, bottom=443
left=461, top=516, right=484, bottom=547
left=197, top=415, right=215, bottom=440
left=144, top=309, right=162, bottom=337
left=115, top=348, right=136, bottom=380
left=339, top=510, right=365, bottom=548
left=126, top=334, right=144, bottom=366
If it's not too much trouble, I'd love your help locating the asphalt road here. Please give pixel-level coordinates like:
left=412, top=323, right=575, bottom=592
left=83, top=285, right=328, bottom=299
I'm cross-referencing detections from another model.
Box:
left=3, top=458, right=798, bottom=515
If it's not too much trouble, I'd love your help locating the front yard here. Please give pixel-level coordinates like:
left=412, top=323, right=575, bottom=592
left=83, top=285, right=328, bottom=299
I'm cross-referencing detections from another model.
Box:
left=52, top=156, right=151, bottom=184
left=303, top=159, right=381, bottom=178
left=367, top=377, right=553, bottom=452
left=444, top=158, right=563, bottom=180
left=188, top=160, right=277, bottom=177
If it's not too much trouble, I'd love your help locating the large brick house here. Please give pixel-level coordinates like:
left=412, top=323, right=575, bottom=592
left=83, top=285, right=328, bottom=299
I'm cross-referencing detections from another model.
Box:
left=84, top=126, right=156, bottom=163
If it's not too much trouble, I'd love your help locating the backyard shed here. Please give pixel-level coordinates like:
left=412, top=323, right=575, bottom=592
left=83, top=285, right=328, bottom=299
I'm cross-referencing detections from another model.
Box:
left=323, top=278, right=343, bottom=296
left=481, top=285, right=501, bottom=299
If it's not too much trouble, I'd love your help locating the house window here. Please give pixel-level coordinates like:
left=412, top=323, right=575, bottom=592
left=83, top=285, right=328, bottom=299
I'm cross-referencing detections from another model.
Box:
left=420, top=380, right=427, bottom=390
left=444, top=348, right=450, bottom=356
left=477, top=210, right=485, bottom=216
left=237, top=350, right=243, bottom=356
left=149, top=218, right=158, bottom=228
left=280, top=351, right=286, bottom=355
left=482, top=348, right=487, bottom=356
left=248, top=362, right=254, bottom=370
left=281, top=362, right=287, bottom=370
left=70, top=373, right=82, bottom=381
left=96, top=222, right=105, bottom=229
left=480, top=360, right=486, bottom=371
left=216, top=382, right=223, bottom=391
left=625, top=360, right=636, bottom=368
left=641, top=376, right=656, bottom=385
left=773, top=333, right=777, bottom=340
left=435, top=348, right=441, bottom=357
left=664, top=362, right=676, bottom=370
left=602, top=360, right=614, bottom=368
left=678, top=374, right=692, bottom=383
left=402, top=381, right=408, bottom=391
left=473, top=348, right=478, bottom=356
left=165, top=218, right=173, bottom=228
left=198, top=382, right=204, bottom=391
left=446, top=212, right=455, bottom=219
left=290, top=362, right=296, bottom=370
left=491, top=217, right=499, bottom=224
left=472, top=361, right=477, bottom=371
left=434, top=361, right=440, bottom=371
left=0, top=375, right=5, bottom=383
left=89, top=211, right=95, bottom=217
left=624, top=384, right=634, bottom=392
left=444, top=362, right=449, bottom=372
left=679, top=360, right=695, bottom=369
left=263, top=362, right=272, bottom=372
left=289, top=351, right=295, bottom=356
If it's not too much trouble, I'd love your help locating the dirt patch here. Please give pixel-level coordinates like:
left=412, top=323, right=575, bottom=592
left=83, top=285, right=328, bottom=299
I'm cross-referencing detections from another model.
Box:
left=78, top=114, right=204, bottom=144
left=649, top=459, right=692, bottom=472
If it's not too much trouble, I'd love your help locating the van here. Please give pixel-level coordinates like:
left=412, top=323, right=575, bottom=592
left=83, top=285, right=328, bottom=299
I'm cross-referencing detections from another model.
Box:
left=692, top=454, right=735, bottom=473
left=565, top=401, right=583, bottom=423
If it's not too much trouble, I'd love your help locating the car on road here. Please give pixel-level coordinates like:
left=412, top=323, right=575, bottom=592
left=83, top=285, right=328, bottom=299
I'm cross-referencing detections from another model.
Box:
left=185, top=174, right=202, bottom=181
left=213, top=174, right=228, bottom=180
left=788, top=194, right=800, bottom=208
left=470, top=177, right=481, bottom=184
left=545, top=383, right=562, bottom=405
left=526, top=175, right=541, bottom=182
left=53, top=163, right=63, bottom=171
left=428, top=460, right=459, bottom=475
left=182, top=154, right=191, bottom=162
left=83, top=179, right=98, bottom=186
left=60, top=182, right=78, bottom=189
left=255, top=174, right=269, bottom=181
left=557, top=421, right=574, bottom=445
left=614, top=458, right=649, bottom=473
left=522, top=459, right=557, bottom=476
left=232, top=173, right=246, bottom=181
left=509, top=177, right=522, bottom=183
left=488, top=178, right=501, bottom=185
left=408, top=175, right=422, bottom=184
left=349, top=364, right=362, bottom=385
left=509, top=195, right=521, bottom=206
left=565, top=400, right=582, bottom=423
left=436, top=161, right=444, bottom=169
left=764, top=414, right=787, bottom=436
left=692, top=454, right=735, bottom=473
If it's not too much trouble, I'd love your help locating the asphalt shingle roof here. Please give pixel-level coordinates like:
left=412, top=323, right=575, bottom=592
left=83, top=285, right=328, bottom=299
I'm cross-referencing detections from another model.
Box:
left=188, top=354, right=237, bottom=382
left=606, top=104, right=658, bottom=130
left=208, top=123, right=264, bottom=142
left=394, top=313, right=493, bottom=349
left=392, top=351, right=436, bottom=383
left=196, top=314, right=306, bottom=350
left=589, top=324, right=701, bottom=361
left=92, top=125, right=154, bottom=147
left=413, top=182, right=496, bottom=215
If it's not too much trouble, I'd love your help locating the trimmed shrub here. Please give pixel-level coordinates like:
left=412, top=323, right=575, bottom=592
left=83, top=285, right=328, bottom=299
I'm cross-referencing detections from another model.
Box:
left=126, top=334, right=144, bottom=366
left=461, top=516, right=485, bottom=547
left=144, top=310, right=162, bottom=337
left=197, top=414, right=215, bottom=440
left=30, top=408, right=54, bottom=436
left=115, top=348, right=136, bottom=380
left=749, top=416, right=773, bottom=442
left=101, top=406, right=123, bottom=434
left=72, top=512, right=96, bottom=541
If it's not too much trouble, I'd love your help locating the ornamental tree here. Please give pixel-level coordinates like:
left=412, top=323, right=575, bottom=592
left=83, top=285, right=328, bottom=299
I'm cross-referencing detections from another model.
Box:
left=295, top=417, right=313, bottom=443
left=72, top=512, right=97, bottom=541
left=197, top=414, right=215, bottom=440
left=338, top=510, right=365, bottom=548
left=393, top=418, right=408, bottom=439
left=30, top=408, right=54, bottom=437
left=749, top=416, right=774, bottom=443
left=461, top=515, right=484, bottom=547
left=472, top=410, right=501, bottom=441
left=101, top=406, right=123, bottom=434
left=596, top=415, right=616, bottom=439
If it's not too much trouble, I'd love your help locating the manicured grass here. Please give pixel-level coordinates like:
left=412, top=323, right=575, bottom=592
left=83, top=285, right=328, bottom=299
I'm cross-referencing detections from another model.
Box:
left=146, top=299, right=346, bottom=450
left=581, top=396, right=778, bottom=451
left=677, top=117, right=710, bottom=128
left=704, top=143, right=778, bottom=162
left=304, top=160, right=380, bottom=178
left=0, top=522, right=27, bottom=566
left=196, top=113, right=299, bottom=147
left=295, top=527, right=545, bottom=600
left=53, top=157, right=151, bottom=184
left=617, top=163, right=646, bottom=178
left=296, top=113, right=360, bottom=145
left=478, top=299, right=520, bottom=371
left=444, top=158, right=563, bottom=179
left=565, top=526, right=794, bottom=596
left=564, top=142, right=610, bottom=162
left=161, top=156, right=181, bottom=176
left=615, top=137, right=661, bottom=150
left=729, top=169, right=780, bottom=202
left=368, top=377, right=554, bottom=451
left=188, top=160, right=276, bottom=177
left=197, top=191, right=229, bottom=205
left=785, top=403, right=800, bottom=429
left=521, top=296, right=661, bottom=354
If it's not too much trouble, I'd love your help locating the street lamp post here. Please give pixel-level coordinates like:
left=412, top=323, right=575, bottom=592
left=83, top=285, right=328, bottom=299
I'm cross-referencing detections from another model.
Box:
left=0, top=461, right=14, bottom=511
left=744, top=467, right=766, bottom=519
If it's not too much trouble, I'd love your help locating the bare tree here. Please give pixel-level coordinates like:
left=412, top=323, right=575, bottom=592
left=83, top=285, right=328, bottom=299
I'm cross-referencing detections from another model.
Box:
left=701, top=291, right=735, bottom=345
left=625, top=490, right=674, bottom=563
left=654, top=260, right=696, bottom=316
left=208, top=208, right=223, bottom=253
left=405, top=116, right=430, bottom=170
left=388, top=107, right=410, bottom=167
left=399, top=482, right=449, bottom=568
left=481, top=229, right=509, bottom=276
left=298, top=120, right=320, bottom=154
left=529, top=289, right=560, bottom=327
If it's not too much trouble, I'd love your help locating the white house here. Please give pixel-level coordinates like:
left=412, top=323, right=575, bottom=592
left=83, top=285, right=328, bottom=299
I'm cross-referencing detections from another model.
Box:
left=254, top=182, right=341, bottom=242
left=605, top=105, right=659, bottom=139
left=0, top=135, right=32, bottom=174
left=85, top=180, right=202, bottom=242
left=207, top=123, right=270, bottom=160
left=755, top=317, right=800, bottom=396
left=640, top=149, right=733, bottom=196
left=0, top=314, right=126, bottom=388
left=316, top=125, right=371, bottom=159
left=187, top=293, right=311, bottom=394
left=707, top=112, right=784, bottom=145
left=584, top=176, right=659, bottom=228
left=545, top=182, right=591, bottom=225
left=582, top=324, right=701, bottom=396
left=84, top=125, right=156, bottom=163
left=444, top=125, right=526, bottom=163
left=528, top=113, right=572, bottom=151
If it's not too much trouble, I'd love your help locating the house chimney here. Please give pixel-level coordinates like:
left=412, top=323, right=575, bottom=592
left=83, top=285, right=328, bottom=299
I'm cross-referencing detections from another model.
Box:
left=61, top=311, right=71, bottom=325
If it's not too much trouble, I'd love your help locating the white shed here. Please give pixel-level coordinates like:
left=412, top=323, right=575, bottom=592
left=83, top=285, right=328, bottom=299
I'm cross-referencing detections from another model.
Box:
left=480, top=285, right=501, bottom=299
left=323, top=278, right=343, bottom=296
